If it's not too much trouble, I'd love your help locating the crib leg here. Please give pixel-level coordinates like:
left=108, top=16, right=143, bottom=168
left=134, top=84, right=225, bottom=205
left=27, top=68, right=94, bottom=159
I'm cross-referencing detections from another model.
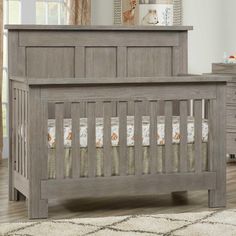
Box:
left=28, top=88, right=48, bottom=219
left=29, top=197, right=48, bottom=219
left=9, top=168, right=20, bottom=201
left=208, top=187, right=226, bottom=208
left=208, top=85, right=226, bottom=208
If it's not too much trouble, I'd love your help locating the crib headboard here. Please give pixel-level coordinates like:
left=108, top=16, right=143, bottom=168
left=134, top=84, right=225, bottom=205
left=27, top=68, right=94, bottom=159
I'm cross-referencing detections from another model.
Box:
left=6, top=25, right=192, bottom=79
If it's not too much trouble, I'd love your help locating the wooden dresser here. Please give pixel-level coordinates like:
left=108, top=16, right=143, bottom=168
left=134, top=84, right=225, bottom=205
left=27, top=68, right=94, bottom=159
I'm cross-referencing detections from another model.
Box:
left=212, top=63, right=236, bottom=157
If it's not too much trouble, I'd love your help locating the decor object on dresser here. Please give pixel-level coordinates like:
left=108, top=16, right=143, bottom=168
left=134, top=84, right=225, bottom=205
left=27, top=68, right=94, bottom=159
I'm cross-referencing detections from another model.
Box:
left=139, top=1, right=173, bottom=26
left=212, top=63, right=236, bottom=159
left=114, top=0, right=181, bottom=25
left=7, top=25, right=226, bottom=219
left=222, top=53, right=236, bottom=64
left=67, top=0, right=91, bottom=25
left=122, top=0, right=139, bottom=25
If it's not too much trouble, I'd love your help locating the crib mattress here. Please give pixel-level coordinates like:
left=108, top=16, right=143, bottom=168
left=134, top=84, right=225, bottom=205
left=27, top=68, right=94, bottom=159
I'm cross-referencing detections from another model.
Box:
left=48, top=116, right=208, bottom=148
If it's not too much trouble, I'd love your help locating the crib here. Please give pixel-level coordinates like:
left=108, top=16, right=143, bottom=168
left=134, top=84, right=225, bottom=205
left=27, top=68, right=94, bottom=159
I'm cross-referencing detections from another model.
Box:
left=10, top=75, right=226, bottom=219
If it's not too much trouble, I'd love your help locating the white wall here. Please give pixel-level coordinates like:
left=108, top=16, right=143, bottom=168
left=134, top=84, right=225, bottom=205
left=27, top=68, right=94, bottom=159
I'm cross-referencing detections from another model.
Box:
left=182, top=0, right=223, bottom=74
left=91, top=0, right=113, bottom=25
left=222, top=0, right=236, bottom=56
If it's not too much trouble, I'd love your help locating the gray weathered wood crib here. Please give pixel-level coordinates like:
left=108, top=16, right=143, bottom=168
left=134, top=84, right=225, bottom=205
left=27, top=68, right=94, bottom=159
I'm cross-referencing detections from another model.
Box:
left=7, top=25, right=227, bottom=219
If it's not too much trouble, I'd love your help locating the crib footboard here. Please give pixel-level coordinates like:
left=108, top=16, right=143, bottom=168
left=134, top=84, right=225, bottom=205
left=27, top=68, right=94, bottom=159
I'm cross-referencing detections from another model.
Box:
left=10, top=76, right=227, bottom=219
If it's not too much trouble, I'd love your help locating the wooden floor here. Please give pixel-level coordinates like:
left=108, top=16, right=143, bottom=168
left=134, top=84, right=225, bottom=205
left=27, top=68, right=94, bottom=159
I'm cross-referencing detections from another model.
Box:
left=1, top=159, right=236, bottom=223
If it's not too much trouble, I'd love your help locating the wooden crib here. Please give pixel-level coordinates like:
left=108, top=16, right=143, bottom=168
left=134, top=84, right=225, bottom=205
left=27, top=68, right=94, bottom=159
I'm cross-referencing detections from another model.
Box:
left=10, top=75, right=226, bottom=219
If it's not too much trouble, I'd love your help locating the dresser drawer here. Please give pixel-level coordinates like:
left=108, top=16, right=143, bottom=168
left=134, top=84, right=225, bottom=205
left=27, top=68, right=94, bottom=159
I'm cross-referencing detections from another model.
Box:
left=227, top=133, right=236, bottom=154
left=227, top=85, right=236, bottom=104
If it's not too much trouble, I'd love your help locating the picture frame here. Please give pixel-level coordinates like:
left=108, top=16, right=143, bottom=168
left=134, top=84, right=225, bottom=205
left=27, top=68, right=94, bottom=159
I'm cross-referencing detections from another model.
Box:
left=114, top=0, right=182, bottom=26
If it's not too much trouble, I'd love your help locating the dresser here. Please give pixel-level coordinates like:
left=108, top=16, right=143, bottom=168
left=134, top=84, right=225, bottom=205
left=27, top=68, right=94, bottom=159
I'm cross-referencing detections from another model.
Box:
left=212, top=63, right=236, bottom=157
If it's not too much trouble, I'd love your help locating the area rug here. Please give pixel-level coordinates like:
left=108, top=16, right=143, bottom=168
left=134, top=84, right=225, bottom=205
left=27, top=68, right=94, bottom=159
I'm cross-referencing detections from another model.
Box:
left=1, top=209, right=236, bottom=236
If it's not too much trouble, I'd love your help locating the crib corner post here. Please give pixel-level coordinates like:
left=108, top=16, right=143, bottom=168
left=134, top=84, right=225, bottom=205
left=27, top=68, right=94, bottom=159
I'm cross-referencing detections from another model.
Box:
left=28, top=87, right=48, bottom=219
left=208, top=84, right=226, bottom=208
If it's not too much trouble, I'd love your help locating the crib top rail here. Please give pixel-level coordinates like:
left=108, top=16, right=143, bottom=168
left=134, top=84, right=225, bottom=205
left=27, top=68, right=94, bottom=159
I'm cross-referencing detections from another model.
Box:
left=5, top=25, right=193, bottom=32
left=10, top=76, right=229, bottom=87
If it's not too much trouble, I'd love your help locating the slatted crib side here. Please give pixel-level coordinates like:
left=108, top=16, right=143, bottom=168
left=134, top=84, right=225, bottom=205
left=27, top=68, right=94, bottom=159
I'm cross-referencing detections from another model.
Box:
left=8, top=79, right=30, bottom=203
left=12, top=81, right=29, bottom=179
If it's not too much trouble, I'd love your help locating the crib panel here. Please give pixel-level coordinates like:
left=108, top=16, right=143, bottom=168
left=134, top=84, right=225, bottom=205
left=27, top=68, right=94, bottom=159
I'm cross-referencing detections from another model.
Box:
left=194, top=100, right=203, bottom=173
left=179, top=100, right=188, bottom=172
left=134, top=101, right=143, bottom=176
left=118, top=101, right=128, bottom=176
left=164, top=101, right=173, bottom=173
left=55, top=103, right=65, bottom=179
left=103, top=102, right=112, bottom=177
left=71, top=103, right=81, bottom=178
left=87, top=102, right=96, bottom=178
left=150, top=101, right=158, bottom=174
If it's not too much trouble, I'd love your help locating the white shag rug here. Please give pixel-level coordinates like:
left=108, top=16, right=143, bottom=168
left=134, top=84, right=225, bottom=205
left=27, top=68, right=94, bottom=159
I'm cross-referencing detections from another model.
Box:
left=1, top=209, right=236, bottom=236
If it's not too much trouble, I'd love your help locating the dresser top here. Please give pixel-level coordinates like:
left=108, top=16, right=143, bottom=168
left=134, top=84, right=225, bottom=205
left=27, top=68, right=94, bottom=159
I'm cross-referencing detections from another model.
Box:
left=5, top=25, right=193, bottom=32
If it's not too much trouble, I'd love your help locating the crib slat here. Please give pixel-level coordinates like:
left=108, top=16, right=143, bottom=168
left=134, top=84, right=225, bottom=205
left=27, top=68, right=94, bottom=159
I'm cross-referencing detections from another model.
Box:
left=26, top=91, right=29, bottom=179
left=55, top=103, right=65, bottom=179
left=118, top=102, right=127, bottom=176
left=71, top=103, right=80, bottom=178
left=88, top=102, right=96, bottom=178
left=12, top=89, right=16, bottom=175
left=180, top=100, right=188, bottom=172
left=164, top=101, right=173, bottom=173
left=194, top=100, right=202, bottom=173
left=135, top=101, right=143, bottom=176
left=207, top=100, right=215, bottom=172
left=103, top=102, right=112, bottom=177
left=15, top=89, right=19, bottom=173
left=22, top=91, right=25, bottom=177
left=42, top=102, right=48, bottom=180
left=19, top=90, right=22, bottom=175
left=150, top=101, right=157, bottom=174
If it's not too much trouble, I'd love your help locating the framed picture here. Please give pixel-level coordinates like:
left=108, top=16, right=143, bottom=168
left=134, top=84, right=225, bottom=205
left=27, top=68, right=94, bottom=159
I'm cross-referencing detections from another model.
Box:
left=121, top=0, right=140, bottom=25
left=114, top=0, right=182, bottom=26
